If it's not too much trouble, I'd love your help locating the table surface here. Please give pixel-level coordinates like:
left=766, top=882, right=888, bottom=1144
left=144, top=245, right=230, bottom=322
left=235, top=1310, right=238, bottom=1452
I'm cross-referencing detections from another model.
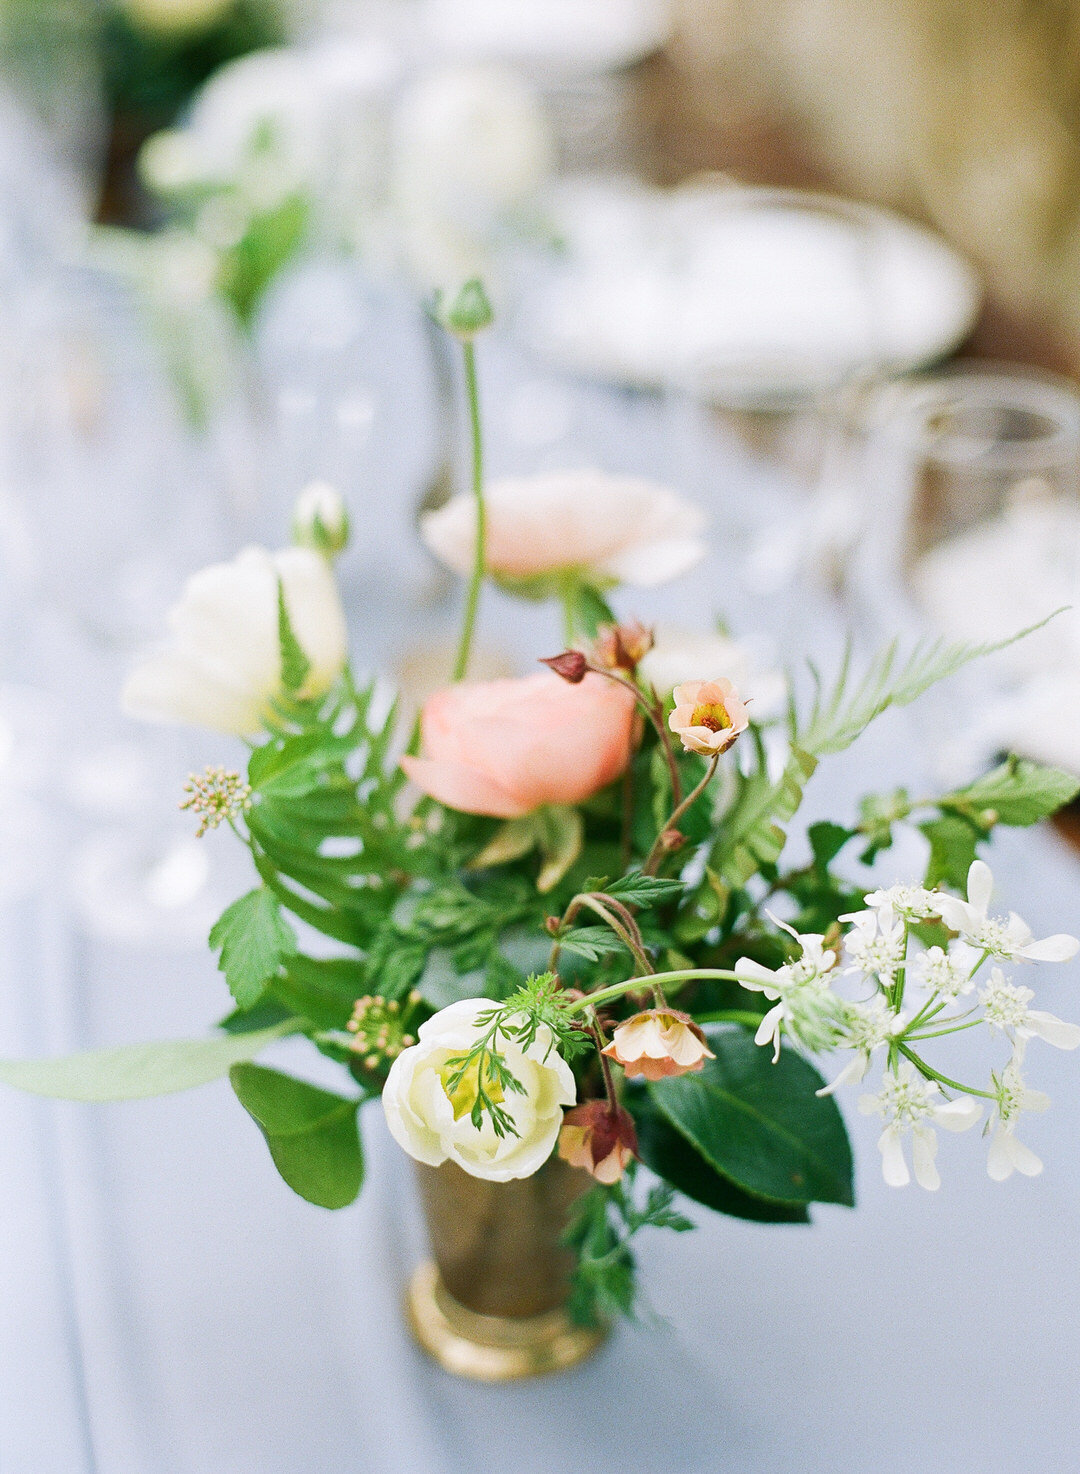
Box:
left=2, top=325, right=1079, bottom=1474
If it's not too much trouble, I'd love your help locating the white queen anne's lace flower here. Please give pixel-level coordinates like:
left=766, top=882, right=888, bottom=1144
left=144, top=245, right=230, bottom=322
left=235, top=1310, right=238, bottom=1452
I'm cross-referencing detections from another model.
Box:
left=735, top=919, right=842, bottom=1062
left=986, top=1059, right=1050, bottom=1181
left=979, top=968, right=1080, bottom=1050
left=859, top=1063, right=981, bottom=1190
left=841, top=908, right=907, bottom=986
left=910, top=943, right=979, bottom=1001
left=816, top=996, right=904, bottom=1096
left=936, top=861, right=1078, bottom=964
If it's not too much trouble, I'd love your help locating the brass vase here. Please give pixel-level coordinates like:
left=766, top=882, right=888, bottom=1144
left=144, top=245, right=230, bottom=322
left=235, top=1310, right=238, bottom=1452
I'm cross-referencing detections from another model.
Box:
left=406, top=1157, right=608, bottom=1381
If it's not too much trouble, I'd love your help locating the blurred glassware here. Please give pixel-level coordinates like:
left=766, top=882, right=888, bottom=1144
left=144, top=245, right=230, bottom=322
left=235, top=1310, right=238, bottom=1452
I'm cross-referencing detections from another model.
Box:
left=855, top=364, right=1080, bottom=779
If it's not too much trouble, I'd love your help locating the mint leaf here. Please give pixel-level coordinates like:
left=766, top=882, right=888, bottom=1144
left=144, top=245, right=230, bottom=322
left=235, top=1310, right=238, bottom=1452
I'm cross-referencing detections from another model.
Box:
left=210, top=887, right=297, bottom=1010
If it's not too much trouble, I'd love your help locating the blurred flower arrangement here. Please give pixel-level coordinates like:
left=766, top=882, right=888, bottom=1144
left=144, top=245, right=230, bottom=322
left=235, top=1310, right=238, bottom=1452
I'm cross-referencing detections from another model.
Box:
left=2, top=285, right=1078, bottom=1327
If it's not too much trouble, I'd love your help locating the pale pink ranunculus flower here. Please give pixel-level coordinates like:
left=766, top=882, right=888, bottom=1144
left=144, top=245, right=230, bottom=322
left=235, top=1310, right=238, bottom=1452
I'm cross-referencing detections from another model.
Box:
left=420, top=470, right=706, bottom=588
left=669, top=677, right=749, bottom=756
left=399, top=670, right=636, bottom=818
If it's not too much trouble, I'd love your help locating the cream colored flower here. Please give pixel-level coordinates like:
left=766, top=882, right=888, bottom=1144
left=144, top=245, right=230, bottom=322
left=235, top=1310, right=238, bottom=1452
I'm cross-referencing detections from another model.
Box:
left=122, top=546, right=347, bottom=736
left=420, top=470, right=706, bottom=590
left=601, top=1009, right=714, bottom=1081
left=668, top=678, right=749, bottom=756
left=292, top=481, right=349, bottom=557
left=381, top=999, right=576, bottom=1181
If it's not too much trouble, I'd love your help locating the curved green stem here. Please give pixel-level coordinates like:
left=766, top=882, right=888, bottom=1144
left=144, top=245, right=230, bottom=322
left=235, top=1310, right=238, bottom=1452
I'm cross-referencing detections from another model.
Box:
left=566, top=967, right=744, bottom=1016
left=896, top=1042, right=995, bottom=1099
left=452, top=339, right=486, bottom=682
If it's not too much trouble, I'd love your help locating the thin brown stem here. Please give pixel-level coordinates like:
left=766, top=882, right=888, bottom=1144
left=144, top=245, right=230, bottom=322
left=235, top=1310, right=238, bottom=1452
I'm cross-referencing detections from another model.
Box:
left=585, top=663, right=682, bottom=807
left=643, top=752, right=721, bottom=876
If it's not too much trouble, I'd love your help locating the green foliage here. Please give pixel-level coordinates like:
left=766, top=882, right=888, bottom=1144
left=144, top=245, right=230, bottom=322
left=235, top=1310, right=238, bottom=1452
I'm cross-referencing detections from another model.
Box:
left=276, top=581, right=312, bottom=694
left=555, top=926, right=632, bottom=962
left=633, top=1092, right=810, bottom=1224
left=939, top=756, right=1080, bottom=828
left=469, top=806, right=583, bottom=893
left=230, top=1064, right=363, bottom=1209
left=0, top=1020, right=300, bottom=1101
left=209, top=887, right=297, bottom=1010
left=649, top=1027, right=854, bottom=1208
left=221, top=192, right=309, bottom=328
left=563, top=1168, right=694, bottom=1326
left=920, top=814, right=981, bottom=891
left=604, top=874, right=686, bottom=908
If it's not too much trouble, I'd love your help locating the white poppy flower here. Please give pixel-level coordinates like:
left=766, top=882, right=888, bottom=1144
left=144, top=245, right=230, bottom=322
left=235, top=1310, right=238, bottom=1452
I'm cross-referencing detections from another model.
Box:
left=122, top=545, right=347, bottom=736
left=986, top=1059, right=1050, bottom=1181
left=381, top=998, right=576, bottom=1182
left=979, top=967, right=1080, bottom=1051
left=859, top=1063, right=981, bottom=1190
left=935, top=861, right=1078, bottom=963
left=420, top=470, right=706, bottom=591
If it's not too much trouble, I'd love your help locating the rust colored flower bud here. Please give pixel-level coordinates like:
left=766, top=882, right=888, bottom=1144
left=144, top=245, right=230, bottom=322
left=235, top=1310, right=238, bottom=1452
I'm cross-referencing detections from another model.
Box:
left=544, top=915, right=562, bottom=935
left=558, top=1099, right=638, bottom=1183
left=594, top=620, right=654, bottom=672
left=539, top=650, right=588, bottom=684
left=601, top=1008, right=715, bottom=1081
left=659, top=828, right=686, bottom=852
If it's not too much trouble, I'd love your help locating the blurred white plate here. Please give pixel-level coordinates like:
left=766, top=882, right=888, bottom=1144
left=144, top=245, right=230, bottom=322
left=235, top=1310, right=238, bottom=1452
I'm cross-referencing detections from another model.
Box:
left=518, top=179, right=982, bottom=403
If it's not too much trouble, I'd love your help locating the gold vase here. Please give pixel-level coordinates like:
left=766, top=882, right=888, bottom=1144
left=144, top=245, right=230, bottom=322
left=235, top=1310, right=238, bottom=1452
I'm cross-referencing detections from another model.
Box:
left=406, top=1157, right=608, bottom=1381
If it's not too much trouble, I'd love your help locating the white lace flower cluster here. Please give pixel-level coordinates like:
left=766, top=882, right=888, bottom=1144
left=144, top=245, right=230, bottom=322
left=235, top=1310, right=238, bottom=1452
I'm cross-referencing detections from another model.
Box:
left=736, top=861, right=1078, bottom=1191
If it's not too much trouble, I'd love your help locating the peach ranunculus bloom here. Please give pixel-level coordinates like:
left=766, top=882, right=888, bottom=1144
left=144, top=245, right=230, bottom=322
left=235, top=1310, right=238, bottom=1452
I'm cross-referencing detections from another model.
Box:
left=668, top=678, right=749, bottom=757
left=601, top=1009, right=715, bottom=1081
left=399, top=670, right=637, bottom=818
left=558, top=1100, right=638, bottom=1184
left=419, top=470, right=706, bottom=589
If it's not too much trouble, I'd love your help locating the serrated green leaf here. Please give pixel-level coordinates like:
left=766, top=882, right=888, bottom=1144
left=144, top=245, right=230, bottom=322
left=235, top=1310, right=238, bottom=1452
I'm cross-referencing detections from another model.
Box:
left=277, top=578, right=312, bottom=694
left=0, top=1020, right=300, bottom=1101
left=606, top=874, right=685, bottom=907
left=650, top=1026, right=854, bottom=1207
left=940, top=756, right=1080, bottom=828
left=633, top=1094, right=809, bottom=1223
left=229, top=1064, right=363, bottom=1209
left=557, top=925, right=631, bottom=962
left=210, top=887, right=297, bottom=1010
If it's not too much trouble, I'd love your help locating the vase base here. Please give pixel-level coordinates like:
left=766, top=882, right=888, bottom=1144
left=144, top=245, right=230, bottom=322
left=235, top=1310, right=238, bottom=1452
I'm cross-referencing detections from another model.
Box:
left=405, top=1261, right=607, bottom=1382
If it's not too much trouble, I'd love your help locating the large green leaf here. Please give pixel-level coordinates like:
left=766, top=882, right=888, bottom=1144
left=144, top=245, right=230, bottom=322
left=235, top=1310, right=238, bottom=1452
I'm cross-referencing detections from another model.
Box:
left=650, top=1027, right=854, bottom=1207
left=0, top=1020, right=300, bottom=1101
left=940, top=756, right=1080, bottom=828
left=229, top=1064, right=363, bottom=1209
left=633, top=1094, right=810, bottom=1224
left=209, top=886, right=297, bottom=1010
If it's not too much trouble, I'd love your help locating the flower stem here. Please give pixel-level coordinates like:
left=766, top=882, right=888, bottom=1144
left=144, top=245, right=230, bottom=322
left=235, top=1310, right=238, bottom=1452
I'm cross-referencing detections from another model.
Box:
left=452, top=338, right=486, bottom=683
left=643, top=752, right=720, bottom=876
left=566, top=967, right=743, bottom=1016
left=896, top=1042, right=995, bottom=1099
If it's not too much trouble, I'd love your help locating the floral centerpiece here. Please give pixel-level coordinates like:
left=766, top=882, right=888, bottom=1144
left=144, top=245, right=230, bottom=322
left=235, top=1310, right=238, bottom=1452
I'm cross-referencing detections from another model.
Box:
left=3, top=285, right=1078, bottom=1375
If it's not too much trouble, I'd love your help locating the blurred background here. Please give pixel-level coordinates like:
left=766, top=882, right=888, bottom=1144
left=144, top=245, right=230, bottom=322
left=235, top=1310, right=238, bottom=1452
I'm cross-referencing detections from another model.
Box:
left=3, top=5, right=1080, bottom=1472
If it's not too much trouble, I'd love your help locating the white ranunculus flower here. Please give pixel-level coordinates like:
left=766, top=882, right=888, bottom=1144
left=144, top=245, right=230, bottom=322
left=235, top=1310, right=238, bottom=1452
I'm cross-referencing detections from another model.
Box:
left=421, top=469, right=706, bottom=590
left=292, top=480, right=350, bottom=557
left=382, top=998, right=576, bottom=1181
left=122, top=546, right=347, bottom=736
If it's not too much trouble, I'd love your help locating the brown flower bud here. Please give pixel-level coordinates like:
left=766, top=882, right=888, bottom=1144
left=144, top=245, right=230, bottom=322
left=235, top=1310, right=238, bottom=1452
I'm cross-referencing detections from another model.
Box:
left=594, top=620, right=654, bottom=672
left=558, top=1100, right=638, bottom=1183
left=659, top=828, right=686, bottom=851
left=539, top=650, right=588, bottom=683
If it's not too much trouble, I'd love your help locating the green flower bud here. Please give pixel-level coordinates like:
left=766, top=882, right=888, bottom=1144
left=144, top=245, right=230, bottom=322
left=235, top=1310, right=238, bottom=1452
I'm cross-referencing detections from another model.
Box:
left=292, top=480, right=350, bottom=558
left=437, top=278, right=494, bottom=339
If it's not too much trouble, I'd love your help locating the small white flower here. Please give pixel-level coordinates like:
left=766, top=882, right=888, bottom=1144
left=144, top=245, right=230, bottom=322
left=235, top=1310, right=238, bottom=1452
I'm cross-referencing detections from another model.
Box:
left=863, top=883, right=937, bottom=927
left=859, top=1062, right=982, bottom=1190
left=986, top=1058, right=1050, bottom=1181
left=841, top=908, right=907, bottom=986
left=292, top=480, right=350, bottom=557
left=816, top=996, right=904, bottom=1096
left=910, top=943, right=979, bottom=1001
left=936, top=861, right=1078, bottom=964
left=979, top=967, right=1080, bottom=1050
left=735, top=918, right=842, bottom=1061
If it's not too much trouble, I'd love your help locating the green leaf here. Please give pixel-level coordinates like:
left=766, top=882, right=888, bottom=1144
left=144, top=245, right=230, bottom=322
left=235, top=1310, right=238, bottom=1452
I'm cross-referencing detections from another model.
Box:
left=606, top=874, right=686, bottom=908
left=535, top=806, right=584, bottom=893
left=570, top=582, right=616, bottom=639
left=557, top=925, right=631, bottom=962
left=939, top=756, right=1080, bottom=828
left=713, top=745, right=818, bottom=888
left=633, top=1094, right=810, bottom=1224
left=209, top=887, right=297, bottom=1011
left=468, top=816, right=541, bottom=871
left=808, top=821, right=854, bottom=868
left=273, top=954, right=365, bottom=1030
left=920, top=814, right=981, bottom=891
left=797, top=613, right=1065, bottom=758
left=229, top=1064, right=363, bottom=1209
left=649, top=1027, right=854, bottom=1207
left=276, top=578, right=311, bottom=694
left=0, top=1021, right=300, bottom=1101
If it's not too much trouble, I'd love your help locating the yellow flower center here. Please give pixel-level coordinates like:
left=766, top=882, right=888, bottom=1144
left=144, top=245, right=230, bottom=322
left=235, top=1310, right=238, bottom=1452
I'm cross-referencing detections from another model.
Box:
left=690, top=701, right=731, bottom=733
left=439, top=1057, right=505, bottom=1121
